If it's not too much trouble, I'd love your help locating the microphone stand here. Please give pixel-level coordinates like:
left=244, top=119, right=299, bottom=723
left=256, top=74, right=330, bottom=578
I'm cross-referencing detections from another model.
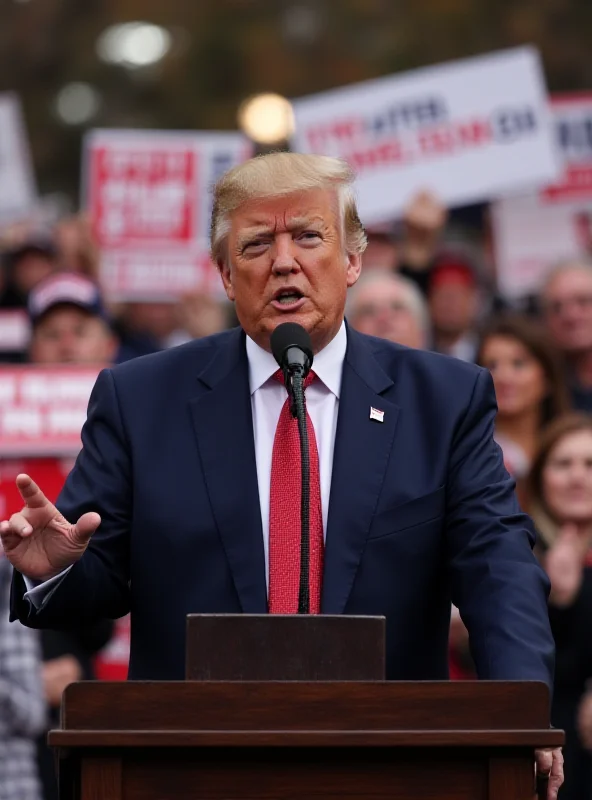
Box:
left=286, top=366, right=310, bottom=614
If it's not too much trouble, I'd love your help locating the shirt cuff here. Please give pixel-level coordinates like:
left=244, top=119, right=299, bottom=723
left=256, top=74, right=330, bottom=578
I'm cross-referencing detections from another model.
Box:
left=23, top=567, right=73, bottom=609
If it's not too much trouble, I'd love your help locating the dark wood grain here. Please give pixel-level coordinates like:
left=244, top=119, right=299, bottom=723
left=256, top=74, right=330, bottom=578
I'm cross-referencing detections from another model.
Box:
left=48, top=729, right=564, bottom=748
left=60, top=680, right=554, bottom=732
left=185, top=614, right=386, bottom=680
left=489, top=756, right=534, bottom=798
left=122, top=748, right=488, bottom=800
left=80, top=758, right=121, bottom=800
left=54, top=682, right=564, bottom=799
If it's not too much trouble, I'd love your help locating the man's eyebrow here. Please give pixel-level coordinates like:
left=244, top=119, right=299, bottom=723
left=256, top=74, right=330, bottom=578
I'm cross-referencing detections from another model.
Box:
left=236, top=217, right=326, bottom=246
left=286, top=216, right=325, bottom=230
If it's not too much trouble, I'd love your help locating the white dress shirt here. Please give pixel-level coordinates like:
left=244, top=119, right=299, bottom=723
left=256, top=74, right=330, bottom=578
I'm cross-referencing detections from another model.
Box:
left=247, top=321, right=346, bottom=583
left=25, top=322, right=347, bottom=603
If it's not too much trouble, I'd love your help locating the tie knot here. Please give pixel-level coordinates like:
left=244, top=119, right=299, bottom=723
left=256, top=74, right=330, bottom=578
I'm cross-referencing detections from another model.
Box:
left=273, top=368, right=316, bottom=389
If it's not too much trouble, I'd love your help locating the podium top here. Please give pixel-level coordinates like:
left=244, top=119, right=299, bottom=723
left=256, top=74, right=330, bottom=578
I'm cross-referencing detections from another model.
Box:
left=50, top=680, right=563, bottom=750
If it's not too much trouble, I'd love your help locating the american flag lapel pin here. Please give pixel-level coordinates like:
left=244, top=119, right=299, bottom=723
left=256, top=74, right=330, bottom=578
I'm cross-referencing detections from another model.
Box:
left=369, top=407, right=384, bottom=423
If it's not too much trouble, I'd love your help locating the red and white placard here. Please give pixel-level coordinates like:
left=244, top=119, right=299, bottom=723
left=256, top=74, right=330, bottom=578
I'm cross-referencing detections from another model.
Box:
left=84, top=130, right=252, bottom=300
left=0, top=366, right=101, bottom=457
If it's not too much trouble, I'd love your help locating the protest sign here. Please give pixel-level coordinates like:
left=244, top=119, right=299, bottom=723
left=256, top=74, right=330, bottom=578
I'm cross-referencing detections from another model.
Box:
left=492, top=93, right=592, bottom=299
left=292, top=47, right=559, bottom=225
left=0, top=366, right=100, bottom=457
left=84, top=130, right=252, bottom=300
left=0, top=93, right=37, bottom=225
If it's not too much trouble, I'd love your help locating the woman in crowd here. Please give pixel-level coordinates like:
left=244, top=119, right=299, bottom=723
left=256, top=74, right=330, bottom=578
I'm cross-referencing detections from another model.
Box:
left=525, top=413, right=592, bottom=800
left=477, top=315, right=570, bottom=483
left=449, top=317, right=570, bottom=679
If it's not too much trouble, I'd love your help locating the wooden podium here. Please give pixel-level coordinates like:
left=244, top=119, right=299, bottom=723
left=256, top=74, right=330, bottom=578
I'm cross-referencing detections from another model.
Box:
left=50, top=615, right=563, bottom=799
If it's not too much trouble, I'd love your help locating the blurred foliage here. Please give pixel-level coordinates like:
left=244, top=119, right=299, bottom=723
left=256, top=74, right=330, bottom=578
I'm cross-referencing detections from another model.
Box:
left=0, top=0, right=591, bottom=203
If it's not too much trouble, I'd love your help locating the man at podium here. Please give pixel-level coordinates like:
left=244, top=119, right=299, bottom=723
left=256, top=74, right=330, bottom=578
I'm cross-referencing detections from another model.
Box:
left=1, top=153, right=562, bottom=796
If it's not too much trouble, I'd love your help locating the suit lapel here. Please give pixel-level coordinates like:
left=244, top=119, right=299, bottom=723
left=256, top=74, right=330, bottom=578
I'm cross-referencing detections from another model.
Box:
left=189, top=329, right=267, bottom=613
left=322, top=328, right=400, bottom=614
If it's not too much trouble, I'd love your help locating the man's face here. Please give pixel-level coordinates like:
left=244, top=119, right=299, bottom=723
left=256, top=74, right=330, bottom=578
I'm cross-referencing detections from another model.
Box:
left=30, top=306, right=117, bottom=364
left=350, top=280, right=425, bottom=349
left=543, top=268, right=592, bottom=354
left=219, top=189, right=361, bottom=352
left=429, top=280, right=478, bottom=336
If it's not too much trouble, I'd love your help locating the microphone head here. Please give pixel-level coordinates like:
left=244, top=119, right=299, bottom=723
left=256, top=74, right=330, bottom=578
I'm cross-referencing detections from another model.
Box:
left=270, top=322, right=314, bottom=374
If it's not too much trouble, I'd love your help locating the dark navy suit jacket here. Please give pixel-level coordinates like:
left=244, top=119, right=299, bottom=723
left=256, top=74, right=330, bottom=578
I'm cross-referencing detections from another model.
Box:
left=11, top=326, right=554, bottom=684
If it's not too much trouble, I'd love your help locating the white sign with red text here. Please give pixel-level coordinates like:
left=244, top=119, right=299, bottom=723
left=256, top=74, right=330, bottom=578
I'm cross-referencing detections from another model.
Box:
left=292, top=47, right=559, bottom=224
left=84, top=130, right=252, bottom=300
left=0, top=366, right=101, bottom=457
left=492, top=93, right=592, bottom=299
left=0, top=93, right=37, bottom=225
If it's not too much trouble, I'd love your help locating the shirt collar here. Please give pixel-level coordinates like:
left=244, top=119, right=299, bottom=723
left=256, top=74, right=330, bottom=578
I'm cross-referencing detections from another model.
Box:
left=246, top=320, right=347, bottom=398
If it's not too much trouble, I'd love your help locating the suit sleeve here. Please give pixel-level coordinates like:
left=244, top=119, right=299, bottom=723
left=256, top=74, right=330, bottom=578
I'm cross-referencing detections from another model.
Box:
left=11, top=368, right=132, bottom=628
left=446, top=368, right=555, bottom=689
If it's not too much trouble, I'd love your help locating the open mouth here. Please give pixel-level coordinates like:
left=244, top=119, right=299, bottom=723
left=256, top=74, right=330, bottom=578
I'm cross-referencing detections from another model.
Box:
left=272, top=289, right=305, bottom=307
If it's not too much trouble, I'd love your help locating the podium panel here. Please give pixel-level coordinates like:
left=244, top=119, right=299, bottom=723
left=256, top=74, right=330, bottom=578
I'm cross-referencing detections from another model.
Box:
left=52, top=681, right=563, bottom=800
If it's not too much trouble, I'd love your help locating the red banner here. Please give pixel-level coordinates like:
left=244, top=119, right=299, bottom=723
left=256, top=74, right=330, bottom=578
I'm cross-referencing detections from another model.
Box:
left=0, top=366, right=101, bottom=457
left=89, top=145, right=198, bottom=249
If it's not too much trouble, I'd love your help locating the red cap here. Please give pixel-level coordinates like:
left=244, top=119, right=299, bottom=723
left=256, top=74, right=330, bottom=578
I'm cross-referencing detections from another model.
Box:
left=429, top=260, right=476, bottom=290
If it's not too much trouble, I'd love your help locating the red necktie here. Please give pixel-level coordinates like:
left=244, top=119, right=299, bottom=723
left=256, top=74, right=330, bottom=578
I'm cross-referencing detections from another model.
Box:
left=268, top=369, right=324, bottom=614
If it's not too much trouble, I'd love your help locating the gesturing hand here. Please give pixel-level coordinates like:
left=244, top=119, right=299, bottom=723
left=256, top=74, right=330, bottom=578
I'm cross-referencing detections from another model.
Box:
left=0, top=474, right=100, bottom=581
left=545, top=523, right=589, bottom=607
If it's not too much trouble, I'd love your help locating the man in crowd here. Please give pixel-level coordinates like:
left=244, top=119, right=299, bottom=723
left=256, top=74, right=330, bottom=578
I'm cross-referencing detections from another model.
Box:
left=1, top=152, right=562, bottom=797
left=541, top=259, right=592, bottom=411
left=426, top=251, right=482, bottom=362
left=27, top=272, right=118, bottom=365
left=347, top=272, right=428, bottom=349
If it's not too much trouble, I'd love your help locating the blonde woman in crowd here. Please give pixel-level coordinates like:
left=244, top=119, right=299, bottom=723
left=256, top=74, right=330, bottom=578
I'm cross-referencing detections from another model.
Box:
left=477, top=315, right=570, bottom=483
left=525, top=413, right=592, bottom=800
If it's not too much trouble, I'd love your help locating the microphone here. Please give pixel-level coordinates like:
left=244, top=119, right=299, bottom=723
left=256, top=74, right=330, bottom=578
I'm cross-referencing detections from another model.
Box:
left=270, top=322, right=314, bottom=614
left=270, top=322, right=314, bottom=388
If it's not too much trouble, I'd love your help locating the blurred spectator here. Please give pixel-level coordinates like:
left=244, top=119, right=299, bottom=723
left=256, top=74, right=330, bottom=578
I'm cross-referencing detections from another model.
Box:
left=175, top=290, right=230, bottom=342
left=113, top=292, right=230, bottom=361
left=27, top=272, right=118, bottom=365
left=541, top=259, right=592, bottom=412
left=0, top=234, right=58, bottom=310
left=347, top=272, right=428, bottom=349
left=427, top=251, right=482, bottom=361
left=363, top=229, right=398, bottom=272
left=477, top=316, right=570, bottom=481
left=398, top=189, right=448, bottom=286
left=0, top=554, right=46, bottom=800
left=525, top=413, right=592, bottom=800
left=54, top=214, right=100, bottom=280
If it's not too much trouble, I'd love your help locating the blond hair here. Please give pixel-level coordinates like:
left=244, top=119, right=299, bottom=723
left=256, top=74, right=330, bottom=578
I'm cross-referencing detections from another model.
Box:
left=210, top=152, right=367, bottom=264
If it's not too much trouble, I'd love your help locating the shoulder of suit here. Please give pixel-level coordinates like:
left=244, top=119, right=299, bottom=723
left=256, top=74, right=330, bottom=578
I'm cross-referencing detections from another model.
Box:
left=106, top=328, right=239, bottom=383
left=360, top=333, right=485, bottom=382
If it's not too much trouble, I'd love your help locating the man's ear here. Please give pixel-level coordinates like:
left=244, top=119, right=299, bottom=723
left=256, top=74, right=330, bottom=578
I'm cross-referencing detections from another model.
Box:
left=218, top=258, right=235, bottom=302
left=346, top=251, right=362, bottom=288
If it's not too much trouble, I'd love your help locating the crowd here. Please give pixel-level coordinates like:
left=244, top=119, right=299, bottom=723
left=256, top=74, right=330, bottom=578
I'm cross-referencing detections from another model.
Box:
left=1, top=184, right=592, bottom=799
